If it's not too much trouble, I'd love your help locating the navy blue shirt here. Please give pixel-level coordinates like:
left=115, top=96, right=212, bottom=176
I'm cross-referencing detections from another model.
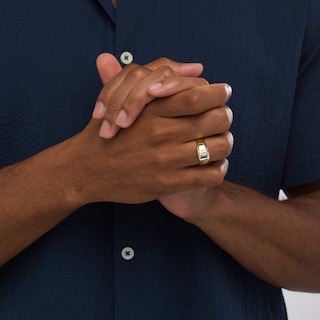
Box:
left=1, top=0, right=320, bottom=319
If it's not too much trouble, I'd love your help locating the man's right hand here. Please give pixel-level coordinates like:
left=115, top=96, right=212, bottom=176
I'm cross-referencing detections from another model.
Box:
left=71, top=80, right=233, bottom=205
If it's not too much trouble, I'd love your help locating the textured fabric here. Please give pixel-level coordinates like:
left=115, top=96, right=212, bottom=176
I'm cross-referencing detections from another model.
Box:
left=1, top=0, right=320, bottom=319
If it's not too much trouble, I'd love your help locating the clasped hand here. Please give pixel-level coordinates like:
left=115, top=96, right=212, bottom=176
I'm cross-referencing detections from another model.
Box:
left=74, top=53, right=233, bottom=218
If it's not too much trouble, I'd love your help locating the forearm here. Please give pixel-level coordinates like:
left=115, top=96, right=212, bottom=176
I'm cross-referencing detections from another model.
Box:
left=0, top=83, right=231, bottom=266
left=190, top=181, right=320, bottom=292
left=0, top=139, right=82, bottom=266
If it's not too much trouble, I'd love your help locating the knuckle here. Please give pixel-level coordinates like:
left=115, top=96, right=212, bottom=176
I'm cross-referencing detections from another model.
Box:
left=211, top=165, right=226, bottom=185
left=190, top=160, right=229, bottom=188
left=123, top=63, right=138, bottom=72
left=213, top=83, right=231, bottom=104
left=210, top=106, right=232, bottom=130
left=122, top=64, right=136, bottom=77
left=200, top=78, right=210, bottom=86
left=156, top=65, right=177, bottom=77
left=156, top=57, right=172, bottom=66
left=217, top=107, right=229, bottom=122
left=188, top=89, right=202, bottom=106
left=147, top=124, right=168, bottom=145
left=155, top=174, right=174, bottom=195
left=214, top=171, right=225, bottom=185
left=126, top=63, right=149, bottom=79
left=153, top=152, right=169, bottom=168
left=181, top=89, right=202, bottom=111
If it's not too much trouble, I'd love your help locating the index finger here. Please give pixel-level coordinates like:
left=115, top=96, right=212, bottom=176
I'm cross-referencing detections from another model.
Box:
left=150, top=83, right=232, bottom=118
left=144, top=57, right=204, bottom=77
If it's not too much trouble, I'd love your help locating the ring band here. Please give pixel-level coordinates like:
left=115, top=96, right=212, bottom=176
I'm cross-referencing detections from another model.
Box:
left=196, top=138, right=210, bottom=165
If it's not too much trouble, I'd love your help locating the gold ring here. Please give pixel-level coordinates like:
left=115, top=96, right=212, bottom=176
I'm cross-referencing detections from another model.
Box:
left=196, top=138, right=210, bottom=165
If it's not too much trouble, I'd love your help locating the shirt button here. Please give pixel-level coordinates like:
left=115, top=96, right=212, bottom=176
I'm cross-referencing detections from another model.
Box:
left=120, top=51, right=134, bottom=65
left=121, top=247, right=135, bottom=261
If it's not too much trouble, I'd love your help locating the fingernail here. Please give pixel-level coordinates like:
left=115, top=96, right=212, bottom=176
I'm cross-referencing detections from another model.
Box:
left=148, top=82, right=163, bottom=91
left=115, top=109, right=127, bottom=127
left=225, top=84, right=232, bottom=98
left=92, top=101, right=105, bottom=119
left=99, top=120, right=111, bottom=138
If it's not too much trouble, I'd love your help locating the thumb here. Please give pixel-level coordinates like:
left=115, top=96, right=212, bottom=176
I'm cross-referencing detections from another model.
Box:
left=96, top=53, right=122, bottom=84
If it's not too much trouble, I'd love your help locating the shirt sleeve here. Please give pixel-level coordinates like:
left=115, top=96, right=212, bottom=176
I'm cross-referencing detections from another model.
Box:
left=282, top=0, right=320, bottom=189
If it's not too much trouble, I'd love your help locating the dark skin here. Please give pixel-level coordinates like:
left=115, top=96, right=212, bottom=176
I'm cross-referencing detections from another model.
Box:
left=95, top=54, right=320, bottom=292
left=0, top=57, right=231, bottom=266
left=107, top=0, right=320, bottom=292
left=0, top=53, right=319, bottom=294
